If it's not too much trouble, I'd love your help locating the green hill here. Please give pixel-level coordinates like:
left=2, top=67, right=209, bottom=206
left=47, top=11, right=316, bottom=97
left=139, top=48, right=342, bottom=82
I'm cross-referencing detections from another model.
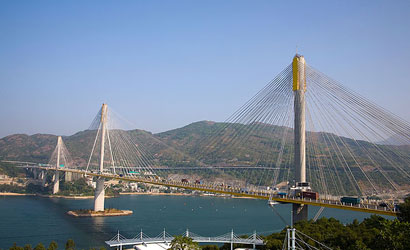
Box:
left=0, top=121, right=409, bottom=194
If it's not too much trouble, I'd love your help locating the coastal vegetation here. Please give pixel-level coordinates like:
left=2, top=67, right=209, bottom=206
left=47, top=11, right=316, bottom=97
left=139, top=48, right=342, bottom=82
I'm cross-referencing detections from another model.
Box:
left=263, top=215, right=410, bottom=250
left=169, top=236, right=200, bottom=250
left=69, top=208, right=125, bottom=215
left=0, top=178, right=119, bottom=198
left=58, top=178, right=118, bottom=197
left=397, top=196, right=410, bottom=222
left=0, top=183, right=45, bottom=194
left=67, top=208, right=133, bottom=217
left=0, top=161, right=25, bottom=177
left=0, top=183, right=25, bottom=193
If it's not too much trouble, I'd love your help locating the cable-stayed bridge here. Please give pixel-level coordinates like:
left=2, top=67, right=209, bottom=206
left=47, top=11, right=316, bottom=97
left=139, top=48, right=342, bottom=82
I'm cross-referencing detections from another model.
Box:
left=26, top=164, right=398, bottom=217
left=9, top=54, right=410, bottom=222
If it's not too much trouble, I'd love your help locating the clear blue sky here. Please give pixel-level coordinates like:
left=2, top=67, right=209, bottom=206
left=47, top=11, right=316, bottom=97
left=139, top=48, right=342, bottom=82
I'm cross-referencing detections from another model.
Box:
left=1, top=0, right=409, bottom=137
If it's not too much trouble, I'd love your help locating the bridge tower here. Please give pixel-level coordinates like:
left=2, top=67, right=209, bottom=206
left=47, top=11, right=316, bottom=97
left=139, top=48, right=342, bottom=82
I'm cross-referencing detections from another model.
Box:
left=94, top=103, right=107, bottom=212
left=52, top=136, right=62, bottom=194
left=292, top=54, right=309, bottom=222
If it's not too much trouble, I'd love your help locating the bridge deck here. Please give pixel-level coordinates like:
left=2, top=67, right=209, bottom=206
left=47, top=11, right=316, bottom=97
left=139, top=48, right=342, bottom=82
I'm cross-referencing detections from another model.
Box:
left=105, top=230, right=265, bottom=248
left=105, top=237, right=265, bottom=247
left=29, top=166, right=397, bottom=216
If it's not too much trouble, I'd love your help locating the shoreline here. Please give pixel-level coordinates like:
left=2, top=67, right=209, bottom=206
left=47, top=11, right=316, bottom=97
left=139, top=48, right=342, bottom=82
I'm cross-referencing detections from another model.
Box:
left=38, top=194, right=96, bottom=199
left=120, top=192, right=193, bottom=196
left=0, top=193, right=110, bottom=199
left=0, top=192, right=35, bottom=196
left=0, top=192, right=257, bottom=200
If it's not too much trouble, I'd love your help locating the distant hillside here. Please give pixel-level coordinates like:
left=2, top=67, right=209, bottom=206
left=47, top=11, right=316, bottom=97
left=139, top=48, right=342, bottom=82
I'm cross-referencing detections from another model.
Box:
left=1, top=120, right=409, bottom=169
left=0, top=121, right=410, bottom=168
left=0, top=133, right=56, bottom=163
left=0, top=121, right=409, bottom=193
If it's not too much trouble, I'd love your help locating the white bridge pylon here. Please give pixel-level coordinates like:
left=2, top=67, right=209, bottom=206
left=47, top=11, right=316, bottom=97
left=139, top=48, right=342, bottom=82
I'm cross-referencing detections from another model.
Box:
left=48, top=135, right=73, bottom=194
left=94, top=103, right=108, bottom=212
left=105, top=229, right=265, bottom=250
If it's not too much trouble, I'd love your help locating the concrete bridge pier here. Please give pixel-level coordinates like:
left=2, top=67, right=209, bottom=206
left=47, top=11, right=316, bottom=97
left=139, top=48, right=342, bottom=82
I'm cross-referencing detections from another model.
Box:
left=292, top=204, right=308, bottom=223
left=32, top=168, right=39, bottom=179
left=65, top=172, right=72, bottom=182
left=40, top=170, right=47, bottom=187
left=53, top=171, right=59, bottom=194
left=94, top=177, right=105, bottom=211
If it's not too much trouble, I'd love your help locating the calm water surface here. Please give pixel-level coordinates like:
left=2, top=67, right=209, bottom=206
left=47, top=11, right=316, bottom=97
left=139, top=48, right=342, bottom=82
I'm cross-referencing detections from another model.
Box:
left=0, top=195, right=385, bottom=249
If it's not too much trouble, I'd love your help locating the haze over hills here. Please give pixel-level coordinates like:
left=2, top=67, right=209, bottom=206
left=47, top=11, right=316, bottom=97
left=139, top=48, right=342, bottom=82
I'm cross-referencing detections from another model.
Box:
left=0, top=121, right=409, bottom=194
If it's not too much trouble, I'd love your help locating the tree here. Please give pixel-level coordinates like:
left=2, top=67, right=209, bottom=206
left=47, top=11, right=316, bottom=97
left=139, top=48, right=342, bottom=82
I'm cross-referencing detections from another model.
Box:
left=33, top=243, right=45, bottom=250
left=9, top=243, right=23, bottom=250
left=397, top=196, right=410, bottom=222
left=376, top=220, right=410, bottom=250
left=23, top=245, right=32, bottom=250
left=47, top=241, right=57, bottom=250
left=168, top=236, right=200, bottom=250
left=65, top=239, right=75, bottom=250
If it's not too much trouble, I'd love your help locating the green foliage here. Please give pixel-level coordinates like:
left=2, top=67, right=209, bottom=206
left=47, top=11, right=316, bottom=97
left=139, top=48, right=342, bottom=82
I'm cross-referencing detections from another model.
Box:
left=9, top=243, right=23, bottom=250
left=59, top=178, right=94, bottom=196
left=0, top=162, right=25, bottom=177
left=0, top=182, right=50, bottom=194
left=264, top=230, right=286, bottom=250
left=65, top=239, right=75, bottom=250
left=378, top=220, right=410, bottom=250
left=169, top=235, right=200, bottom=250
left=397, top=196, right=410, bottom=222
left=105, top=187, right=120, bottom=197
left=33, top=243, right=45, bottom=250
left=23, top=245, right=32, bottom=250
left=25, top=183, right=48, bottom=194
left=56, top=178, right=119, bottom=197
left=47, top=241, right=57, bottom=250
left=262, top=215, right=410, bottom=250
left=0, top=184, right=25, bottom=193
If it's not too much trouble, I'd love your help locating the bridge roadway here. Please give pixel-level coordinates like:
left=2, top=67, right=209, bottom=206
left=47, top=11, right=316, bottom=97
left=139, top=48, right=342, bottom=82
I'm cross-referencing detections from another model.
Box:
left=108, top=166, right=281, bottom=170
left=29, top=166, right=397, bottom=217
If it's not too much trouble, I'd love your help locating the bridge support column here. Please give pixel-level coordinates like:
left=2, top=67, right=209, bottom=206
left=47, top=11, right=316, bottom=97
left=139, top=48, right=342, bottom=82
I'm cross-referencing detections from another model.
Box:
left=40, top=170, right=46, bottom=187
left=94, top=103, right=107, bottom=212
left=94, top=177, right=105, bottom=211
left=292, top=54, right=308, bottom=223
left=53, top=136, right=62, bottom=194
left=33, top=168, right=39, bottom=179
left=292, top=204, right=308, bottom=223
left=65, top=172, right=72, bottom=182
left=53, top=171, right=59, bottom=194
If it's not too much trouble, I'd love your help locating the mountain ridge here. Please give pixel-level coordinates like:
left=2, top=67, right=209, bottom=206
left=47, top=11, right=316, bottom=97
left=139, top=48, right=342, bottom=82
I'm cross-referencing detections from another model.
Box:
left=0, top=120, right=409, bottom=193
